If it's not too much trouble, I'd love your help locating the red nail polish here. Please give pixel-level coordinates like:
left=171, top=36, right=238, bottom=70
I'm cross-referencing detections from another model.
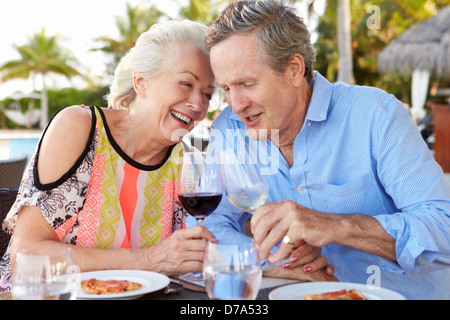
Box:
left=304, top=266, right=312, bottom=273
left=283, top=263, right=291, bottom=269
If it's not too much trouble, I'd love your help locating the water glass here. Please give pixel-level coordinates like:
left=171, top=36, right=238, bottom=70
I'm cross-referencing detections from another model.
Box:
left=203, top=239, right=262, bottom=300
left=12, top=246, right=79, bottom=300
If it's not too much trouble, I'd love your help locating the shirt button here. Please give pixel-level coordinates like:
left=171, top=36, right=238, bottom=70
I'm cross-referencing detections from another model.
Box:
left=297, top=186, right=303, bottom=193
left=307, top=122, right=311, bottom=127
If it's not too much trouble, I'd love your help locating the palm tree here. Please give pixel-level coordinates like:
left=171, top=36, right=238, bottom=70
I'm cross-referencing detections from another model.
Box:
left=0, top=28, right=80, bottom=129
left=179, top=0, right=232, bottom=24
left=337, top=0, right=355, bottom=84
left=93, top=2, right=165, bottom=73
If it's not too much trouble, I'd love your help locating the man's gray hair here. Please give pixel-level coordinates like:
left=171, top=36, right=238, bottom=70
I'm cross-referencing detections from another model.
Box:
left=206, top=0, right=315, bottom=81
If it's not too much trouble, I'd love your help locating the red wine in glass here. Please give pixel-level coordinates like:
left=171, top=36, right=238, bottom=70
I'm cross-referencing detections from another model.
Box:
left=177, top=151, right=223, bottom=226
left=178, top=192, right=222, bottom=223
left=176, top=151, right=223, bottom=281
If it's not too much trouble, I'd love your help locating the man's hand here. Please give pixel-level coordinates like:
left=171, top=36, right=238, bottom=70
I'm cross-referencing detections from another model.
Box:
left=252, top=199, right=396, bottom=263
left=251, top=200, right=338, bottom=260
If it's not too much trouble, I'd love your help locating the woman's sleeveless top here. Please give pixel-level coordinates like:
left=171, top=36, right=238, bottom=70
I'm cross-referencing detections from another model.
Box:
left=0, top=105, right=186, bottom=289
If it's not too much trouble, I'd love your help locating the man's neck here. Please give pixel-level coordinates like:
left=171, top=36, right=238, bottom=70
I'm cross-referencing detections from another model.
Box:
left=277, top=80, right=313, bottom=167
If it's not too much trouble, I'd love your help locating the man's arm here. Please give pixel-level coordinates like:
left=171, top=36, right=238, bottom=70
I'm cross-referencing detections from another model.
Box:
left=252, top=200, right=396, bottom=262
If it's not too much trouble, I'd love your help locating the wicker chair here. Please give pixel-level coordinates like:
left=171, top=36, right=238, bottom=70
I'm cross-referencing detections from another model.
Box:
left=0, top=154, right=27, bottom=188
left=0, top=188, right=18, bottom=256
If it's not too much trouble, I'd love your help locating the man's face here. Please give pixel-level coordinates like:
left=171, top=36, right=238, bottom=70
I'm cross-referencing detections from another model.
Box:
left=210, top=33, right=304, bottom=143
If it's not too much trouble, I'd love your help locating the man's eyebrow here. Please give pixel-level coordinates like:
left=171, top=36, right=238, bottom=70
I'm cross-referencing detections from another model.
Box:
left=218, top=76, right=257, bottom=88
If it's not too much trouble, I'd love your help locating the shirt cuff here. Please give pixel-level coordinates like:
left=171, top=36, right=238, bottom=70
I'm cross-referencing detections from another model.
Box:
left=374, top=213, right=439, bottom=275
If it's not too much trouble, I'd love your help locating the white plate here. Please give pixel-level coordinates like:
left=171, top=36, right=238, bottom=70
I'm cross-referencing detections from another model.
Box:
left=76, top=270, right=170, bottom=300
left=269, top=282, right=405, bottom=300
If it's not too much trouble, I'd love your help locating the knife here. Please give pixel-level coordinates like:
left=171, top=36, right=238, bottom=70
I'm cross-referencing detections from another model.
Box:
left=170, top=277, right=206, bottom=292
left=260, top=257, right=296, bottom=271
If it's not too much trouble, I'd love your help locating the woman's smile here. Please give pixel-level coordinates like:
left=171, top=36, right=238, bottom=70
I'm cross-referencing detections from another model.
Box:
left=171, top=110, right=193, bottom=126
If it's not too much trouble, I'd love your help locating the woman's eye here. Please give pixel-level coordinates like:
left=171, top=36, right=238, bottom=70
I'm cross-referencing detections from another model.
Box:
left=181, top=82, right=192, bottom=87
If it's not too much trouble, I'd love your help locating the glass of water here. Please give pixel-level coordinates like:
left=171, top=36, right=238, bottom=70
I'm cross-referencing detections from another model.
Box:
left=203, top=239, right=262, bottom=300
left=12, top=246, right=79, bottom=300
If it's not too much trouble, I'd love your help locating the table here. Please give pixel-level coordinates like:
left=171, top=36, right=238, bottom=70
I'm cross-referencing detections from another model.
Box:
left=0, top=277, right=300, bottom=300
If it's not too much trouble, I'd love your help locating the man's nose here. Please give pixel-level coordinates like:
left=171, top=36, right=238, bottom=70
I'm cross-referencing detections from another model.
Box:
left=228, top=89, right=250, bottom=114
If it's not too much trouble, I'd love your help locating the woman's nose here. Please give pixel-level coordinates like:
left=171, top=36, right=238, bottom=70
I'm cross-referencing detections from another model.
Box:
left=189, top=91, right=207, bottom=111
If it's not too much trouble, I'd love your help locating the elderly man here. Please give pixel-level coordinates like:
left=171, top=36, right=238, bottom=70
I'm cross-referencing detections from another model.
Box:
left=198, top=0, right=450, bottom=299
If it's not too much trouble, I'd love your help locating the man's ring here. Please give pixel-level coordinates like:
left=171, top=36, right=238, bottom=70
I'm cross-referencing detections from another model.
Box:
left=283, top=235, right=294, bottom=245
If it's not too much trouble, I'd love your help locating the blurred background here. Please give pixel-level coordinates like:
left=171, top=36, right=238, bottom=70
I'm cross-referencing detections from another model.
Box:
left=0, top=0, right=449, bottom=179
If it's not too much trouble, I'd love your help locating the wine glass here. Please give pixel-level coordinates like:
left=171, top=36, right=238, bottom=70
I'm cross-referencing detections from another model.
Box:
left=220, top=145, right=269, bottom=213
left=203, top=238, right=262, bottom=300
left=177, top=151, right=223, bottom=226
left=177, top=151, right=223, bottom=281
left=12, top=246, right=79, bottom=300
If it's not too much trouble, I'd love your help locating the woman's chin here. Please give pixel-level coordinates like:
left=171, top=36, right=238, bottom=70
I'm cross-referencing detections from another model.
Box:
left=169, top=128, right=191, bottom=143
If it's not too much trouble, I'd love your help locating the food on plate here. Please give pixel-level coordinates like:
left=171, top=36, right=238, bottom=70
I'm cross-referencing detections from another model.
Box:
left=304, top=289, right=367, bottom=300
left=80, top=278, right=142, bottom=295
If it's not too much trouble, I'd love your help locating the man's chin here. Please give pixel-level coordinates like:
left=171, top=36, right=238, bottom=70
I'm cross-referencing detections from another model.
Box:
left=247, top=128, right=277, bottom=142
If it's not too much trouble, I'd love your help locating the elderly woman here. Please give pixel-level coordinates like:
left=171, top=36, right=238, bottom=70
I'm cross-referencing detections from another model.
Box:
left=0, top=19, right=216, bottom=290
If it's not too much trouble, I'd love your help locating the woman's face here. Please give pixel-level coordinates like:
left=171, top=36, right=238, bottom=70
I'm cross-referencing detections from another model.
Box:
left=135, top=42, right=215, bottom=144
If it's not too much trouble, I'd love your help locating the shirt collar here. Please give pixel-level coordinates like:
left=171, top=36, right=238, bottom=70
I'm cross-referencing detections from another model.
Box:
left=228, top=71, right=332, bottom=123
left=305, top=71, right=332, bottom=122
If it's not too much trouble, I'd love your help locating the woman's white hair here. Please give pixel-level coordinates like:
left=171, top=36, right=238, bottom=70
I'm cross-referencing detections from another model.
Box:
left=107, top=19, right=209, bottom=109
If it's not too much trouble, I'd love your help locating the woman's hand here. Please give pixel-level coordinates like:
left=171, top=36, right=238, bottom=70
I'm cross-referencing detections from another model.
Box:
left=263, top=263, right=336, bottom=282
left=262, top=239, right=336, bottom=282
left=282, top=240, right=334, bottom=273
left=142, top=225, right=215, bottom=276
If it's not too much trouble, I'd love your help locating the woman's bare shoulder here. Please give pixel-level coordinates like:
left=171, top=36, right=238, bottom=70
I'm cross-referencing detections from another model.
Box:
left=37, top=106, right=94, bottom=184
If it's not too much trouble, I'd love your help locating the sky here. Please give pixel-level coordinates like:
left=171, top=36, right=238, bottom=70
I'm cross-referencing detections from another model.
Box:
left=0, top=0, right=180, bottom=99
left=0, top=0, right=319, bottom=100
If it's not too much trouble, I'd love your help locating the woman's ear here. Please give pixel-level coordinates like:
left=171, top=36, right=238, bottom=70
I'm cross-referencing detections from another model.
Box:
left=133, top=73, right=147, bottom=98
left=287, top=53, right=305, bottom=88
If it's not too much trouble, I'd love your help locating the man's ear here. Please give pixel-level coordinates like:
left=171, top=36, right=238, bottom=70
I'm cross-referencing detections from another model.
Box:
left=133, top=73, right=147, bottom=98
left=287, top=53, right=305, bottom=88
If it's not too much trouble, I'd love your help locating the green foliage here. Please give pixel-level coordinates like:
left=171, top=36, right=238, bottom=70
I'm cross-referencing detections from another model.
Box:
left=0, top=87, right=108, bottom=129
left=4, top=0, right=449, bottom=128
left=0, top=28, right=80, bottom=82
left=179, top=0, right=232, bottom=24
left=46, top=87, right=109, bottom=117
left=92, top=2, right=166, bottom=75
left=314, top=0, right=449, bottom=101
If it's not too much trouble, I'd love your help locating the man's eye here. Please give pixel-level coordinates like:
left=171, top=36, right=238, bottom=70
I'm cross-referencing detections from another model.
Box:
left=181, top=82, right=192, bottom=87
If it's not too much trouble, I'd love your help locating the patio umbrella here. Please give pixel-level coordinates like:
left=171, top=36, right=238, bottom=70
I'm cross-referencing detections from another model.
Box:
left=378, top=5, right=450, bottom=122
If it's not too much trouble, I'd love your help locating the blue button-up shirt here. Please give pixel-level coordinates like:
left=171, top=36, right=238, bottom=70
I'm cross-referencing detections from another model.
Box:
left=189, top=71, right=450, bottom=300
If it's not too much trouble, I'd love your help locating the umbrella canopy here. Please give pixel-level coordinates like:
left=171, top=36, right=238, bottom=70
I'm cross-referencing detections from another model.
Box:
left=378, top=5, right=450, bottom=79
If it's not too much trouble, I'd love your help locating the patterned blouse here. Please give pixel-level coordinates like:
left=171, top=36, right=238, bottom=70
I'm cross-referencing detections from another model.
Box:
left=0, top=105, right=187, bottom=290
